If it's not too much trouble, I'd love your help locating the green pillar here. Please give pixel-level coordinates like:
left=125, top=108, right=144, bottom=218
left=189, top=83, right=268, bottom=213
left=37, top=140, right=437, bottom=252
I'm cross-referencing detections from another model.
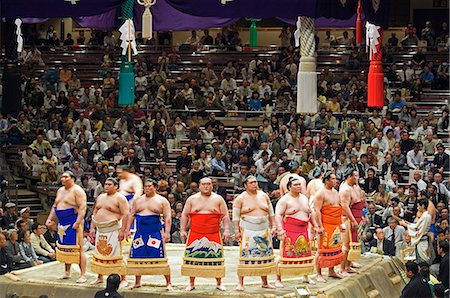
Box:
left=118, top=0, right=135, bottom=106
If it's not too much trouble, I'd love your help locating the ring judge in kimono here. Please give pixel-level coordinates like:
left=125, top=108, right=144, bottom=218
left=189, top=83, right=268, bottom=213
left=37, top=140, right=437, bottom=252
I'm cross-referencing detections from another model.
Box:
left=275, top=176, right=316, bottom=288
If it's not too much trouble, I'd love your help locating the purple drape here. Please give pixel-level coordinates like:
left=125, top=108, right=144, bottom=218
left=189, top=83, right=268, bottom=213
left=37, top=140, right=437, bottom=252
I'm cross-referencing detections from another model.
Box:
left=1, top=0, right=124, bottom=18
left=75, top=0, right=239, bottom=31
left=278, top=14, right=359, bottom=28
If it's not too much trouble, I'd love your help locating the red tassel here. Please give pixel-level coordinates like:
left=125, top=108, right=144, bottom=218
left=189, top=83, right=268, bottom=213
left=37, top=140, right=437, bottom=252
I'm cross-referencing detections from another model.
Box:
left=367, top=28, right=384, bottom=108
left=356, top=0, right=363, bottom=45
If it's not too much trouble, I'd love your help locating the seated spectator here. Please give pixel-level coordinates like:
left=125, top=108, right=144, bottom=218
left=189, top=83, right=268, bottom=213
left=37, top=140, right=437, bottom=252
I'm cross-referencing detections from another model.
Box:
left=29, top=135, right=52, bottom=157
left=5, top=229, right=32, bottom=269
left=370, top=228, right=395, bottom=256
left=389, top=91, right=406, bottom=112
left=1, top=203, right=18, bottom=230
left=19, top=231, right=43, bottom=266
left=401, top=261, right=433, bottom=298
left=0, top=234, right=12, bottom=275
left=30, top=224, right=55, bottom=263
left=21, top=147, right=39, bottom=174
left=420, top=66, right=435, bottom=86
left=43, top=220, right=57, bottom=250
left=395, top=230, right=415, bottom=260
left=383, top=217, right=406, bottom=248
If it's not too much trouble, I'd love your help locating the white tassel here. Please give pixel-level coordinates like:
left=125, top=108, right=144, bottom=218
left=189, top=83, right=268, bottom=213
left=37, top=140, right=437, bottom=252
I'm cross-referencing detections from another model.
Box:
left=294, top=17, right=301, bottom=47
left=119, top=19, right=138, bottom=57
left=138, top=0, right=156, bottom=39
left=15, top=19, right=23, bottom=53
left=366, top=22, right=381, bottom=60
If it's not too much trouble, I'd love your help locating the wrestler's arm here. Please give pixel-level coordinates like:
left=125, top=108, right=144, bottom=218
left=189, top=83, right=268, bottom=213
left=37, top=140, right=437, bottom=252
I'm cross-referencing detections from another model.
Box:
left=45, top=189, right=60, bottom=225
left=117, top=195, right=130, bottom=240
left=74, top=186, right=87, bottom=229
left=300, top=177, right=307, bottom=195
left=340, top=189, right=357, bottom=227
left=308, top=199, right=318, bottom=229
left=219, top=196, right=230, bottom=242
left=126, top=196, right=138, bottom=232
left=232, top=195, right=243, bottom=238
left=180, top=196, right=192, bottom=243
left=162, top=197, right=172, bottom=242
left=89, top=196, right=101, bottom=238
left=313, top=191, right=324, bottom=233
left=132, top=177, right=143, bottom=202
left=266, top=195, right=276, bottom=231
left=274, top=196, right=286, bottom=238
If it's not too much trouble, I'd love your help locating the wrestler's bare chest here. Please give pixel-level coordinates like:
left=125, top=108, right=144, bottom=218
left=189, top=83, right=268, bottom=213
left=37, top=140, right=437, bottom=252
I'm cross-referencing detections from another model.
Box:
left=284, top=195, right=309, bottom=216
left=119, top=179, right=135, bottom=194
left=96, top=195, right=121, bottom=214
left=240, top=195, right=269, bottom=216
left=136, top=197, right=164, bottom=215
left=191, top=195, right=221, bottom=213
left=55, top=188, right=77, bottom=209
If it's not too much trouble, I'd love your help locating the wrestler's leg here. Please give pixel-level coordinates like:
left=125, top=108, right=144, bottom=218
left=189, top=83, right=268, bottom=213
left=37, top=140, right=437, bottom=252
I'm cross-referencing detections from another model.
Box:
left=164, top=274, right=173, bottom=290
left=315, top=235, right=326, bottom=283
left=261, top=276, right=275, bottom=289
left=302, top=275, right=315, bottom=284
left=120, top=275, right=128, bottom=288
left=329, top=266, right=344, bottom=279
left=133, top=276, right=142, bottom=289
left=216, top=277, right=226, bottom=291
left=58, top=264, right=71, bottom=279
left=75, top=226, right=87, bottom=283
left=275, top=275, right=284, bottom=288
left=90, top=274, right=104, bottom=285
left=185, top=276, right=195, bottom=291
left=236, top=276, right=244, bottom=291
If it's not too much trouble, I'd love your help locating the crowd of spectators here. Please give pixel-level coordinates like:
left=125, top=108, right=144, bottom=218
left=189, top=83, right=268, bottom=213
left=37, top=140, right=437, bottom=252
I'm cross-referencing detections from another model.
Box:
left=0, top=22, right=448, bottom=291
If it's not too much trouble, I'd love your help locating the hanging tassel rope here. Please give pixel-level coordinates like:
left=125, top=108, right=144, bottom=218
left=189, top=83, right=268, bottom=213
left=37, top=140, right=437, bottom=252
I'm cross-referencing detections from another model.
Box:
left=297, top=16, right=317, bottom=114
left=137, top=0, right=156, bottom=39
left=118, top=0, right=136, bottom=106
left=355, top=0, right=363, bottom=45
left=294, top=17, right=301, bottom=47
left=245, top=18, right=262, bottom=48
left=15, top=19, right=23, bottom=53
left=366, top=21, right=384, bottom=108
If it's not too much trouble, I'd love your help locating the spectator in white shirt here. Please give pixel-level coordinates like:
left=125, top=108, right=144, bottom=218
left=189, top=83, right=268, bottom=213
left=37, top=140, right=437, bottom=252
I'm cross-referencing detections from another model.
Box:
left=414, top=119, right=433, bottom=140
left=77, top=125, right=93, bottom=144
left=412, top=170, right=427, bottom=191
left=46, top=121, right=62, bottom=144
left=258, top=79, right=272, bottom=98
left=220, top=72, right=237, bottom=94
left=255, top=151, right=270, bottom=175
left=407, top=142, right=425, bottom=169
left=60, top=135, right=74, bottom=160
left=73, top=114, right=91, bottom=135
left=371, top=131, right=390, bottom=152
left=90, top=135, right=108, bottom=155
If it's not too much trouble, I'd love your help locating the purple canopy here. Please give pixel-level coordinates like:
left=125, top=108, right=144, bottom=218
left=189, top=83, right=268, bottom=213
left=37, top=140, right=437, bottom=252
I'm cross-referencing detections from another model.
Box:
left=1, top=0, right=123, bottom=18
left=75, top=0, right=240, bottom=31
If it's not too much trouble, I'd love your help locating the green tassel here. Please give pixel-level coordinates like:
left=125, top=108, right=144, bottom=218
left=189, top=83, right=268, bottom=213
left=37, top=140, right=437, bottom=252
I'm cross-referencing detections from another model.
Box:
left=245, top=18, right=262, bottom=48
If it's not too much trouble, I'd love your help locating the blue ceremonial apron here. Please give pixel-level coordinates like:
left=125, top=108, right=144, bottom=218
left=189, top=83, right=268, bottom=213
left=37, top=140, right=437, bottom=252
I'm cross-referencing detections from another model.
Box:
left=54, top=207, right=78, bottom=246
left=130, top=214, right=164, bottom=259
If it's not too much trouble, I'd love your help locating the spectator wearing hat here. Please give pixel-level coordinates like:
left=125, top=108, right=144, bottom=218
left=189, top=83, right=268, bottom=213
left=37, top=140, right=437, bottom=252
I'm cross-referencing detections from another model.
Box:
left=16, top=207, right=33, bottom=232
left=1, top=203, right=17, bottom=230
